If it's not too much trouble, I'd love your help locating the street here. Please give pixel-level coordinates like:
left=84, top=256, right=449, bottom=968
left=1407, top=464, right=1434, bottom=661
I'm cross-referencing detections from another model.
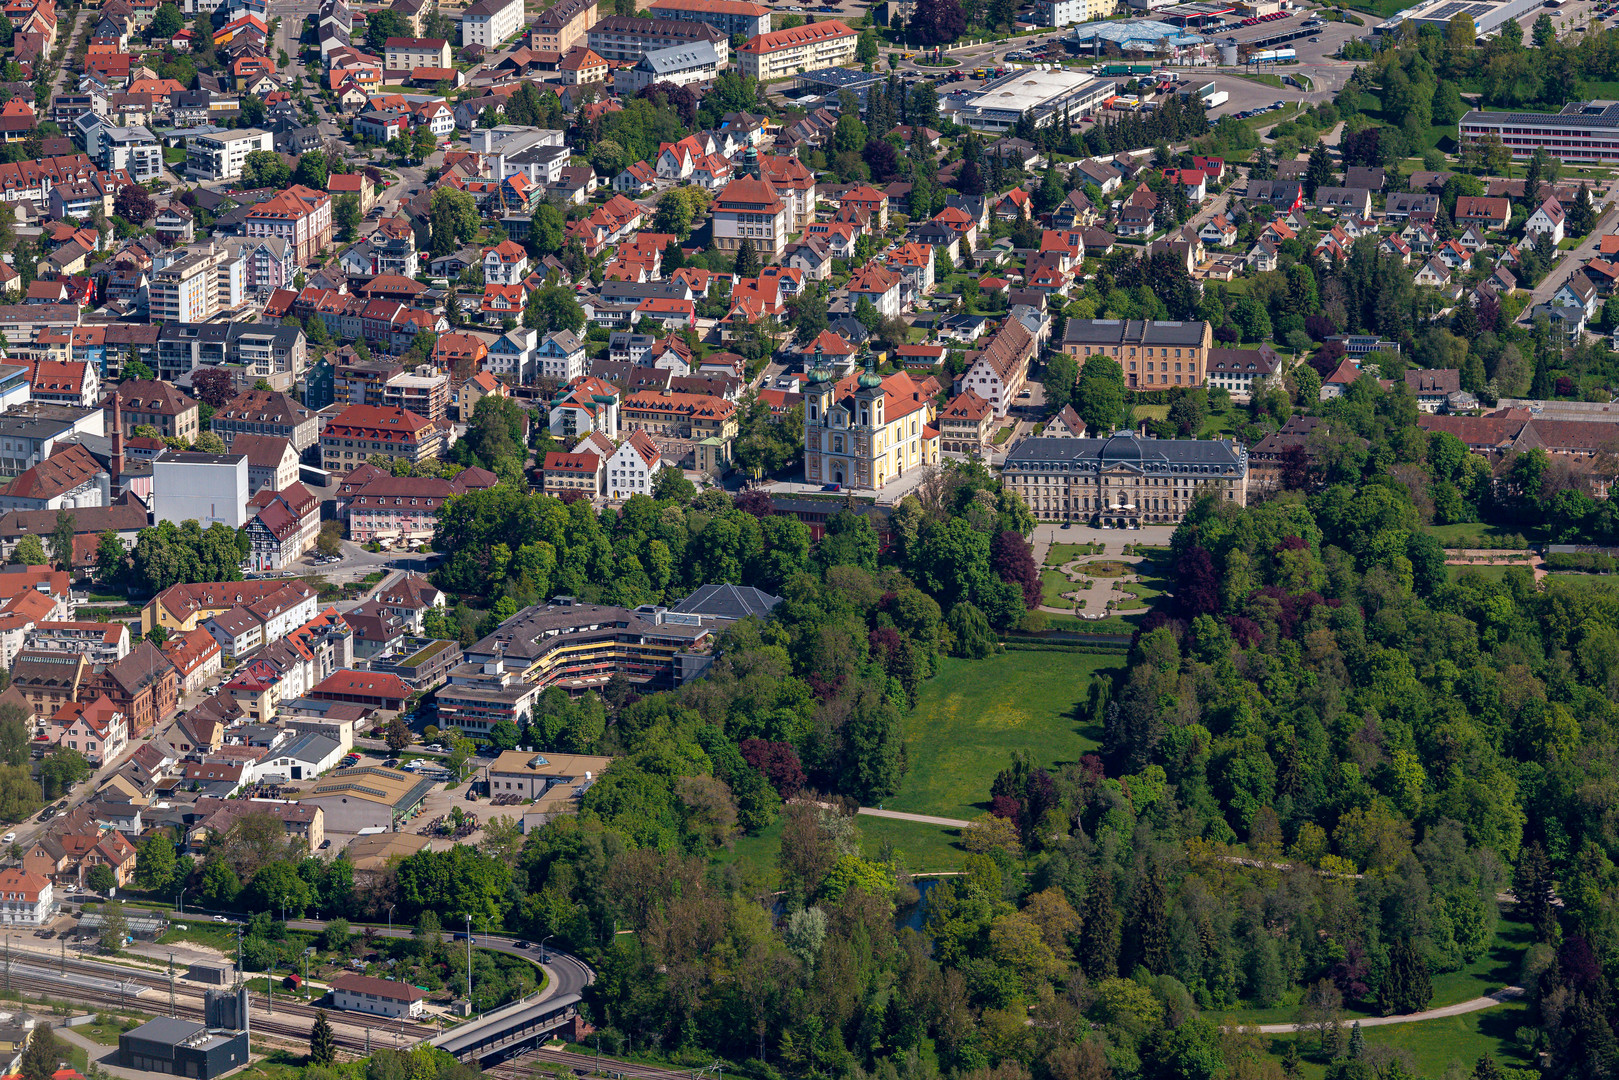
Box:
left=1520, top=197, right=1619, bottom=315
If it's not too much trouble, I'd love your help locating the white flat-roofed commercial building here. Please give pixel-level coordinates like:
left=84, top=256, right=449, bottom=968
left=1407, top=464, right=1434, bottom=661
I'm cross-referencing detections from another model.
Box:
left=1459, top=100, right=1619, bottom=162
left=1375, top=0, right=1541, bottom=37
left=152, top=452, right=249, bottom=529
left=186, top=128, right=274, bottom=181
left=943, top=69, right=1117, bottom=132
left=330, top=973, right=427, bottom=1019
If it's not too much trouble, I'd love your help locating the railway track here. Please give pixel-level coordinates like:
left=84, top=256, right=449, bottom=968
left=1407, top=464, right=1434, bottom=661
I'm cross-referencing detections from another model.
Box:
left=488, top=1046, right=703, bottom=1080
left=7, top=948, right=441, bottom=1043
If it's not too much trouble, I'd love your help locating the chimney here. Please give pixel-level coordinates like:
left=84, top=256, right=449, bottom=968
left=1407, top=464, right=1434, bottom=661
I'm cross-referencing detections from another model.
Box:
left=109, top=389, right=124, bottom=483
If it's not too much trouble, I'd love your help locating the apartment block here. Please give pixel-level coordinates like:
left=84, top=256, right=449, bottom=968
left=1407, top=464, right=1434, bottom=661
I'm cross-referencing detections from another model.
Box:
left=149, top=244, right=244, bottom=324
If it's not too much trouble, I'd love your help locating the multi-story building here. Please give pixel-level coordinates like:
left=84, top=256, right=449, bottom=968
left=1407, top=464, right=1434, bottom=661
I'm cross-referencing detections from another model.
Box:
left=802, top=365, right=940, bottom=491
left=939, top=389, right=994, bottom=455
left=1001, top=432, right=1248, bottom=525
left=185, top=128, right=274, bottom=181
left=320, top=404, right=444, bottom=473
left=647, top=0, right=769, bottom=37
left=244, top=184, right=333, bottom=267
left=25, top=621, right=130, bottom=664
left=957, top=318, right=1037, bottom=417
left=28, top=360, right=99, bottom=408
left=152, top=452, right=249, bottom=529
left=382, top=36, right=451, bottom=70
left=1459, top=101, right=1619, bottom=162
left=757, top=154, right=816, bottom=232
left=78, top=120, right=162, bottom=181
left=535, top=330, right=586, bottom=383
left=104, top=379, right=200, bottom=443
left=157, top=324, right=307, bottom=389
left=222, top=235, right=296, bottom=298
left=380, top=369, right=450, bottom=422
left=549, top=376, right=620, bottom=441
left=736, top=20, right=855, bottom=80
left=586, top=14, right=728, bottom=64
left=460, top=0, right=524, bottom=48
left=615, top=39, right=722, bottom=94
left=710, top=173, right=787, bottom=261
left=529, top=0, right=596, bottom=53
left=0, top=869, right=54, bottom=926
left=482, top=239, right=528, bottom=285
left=1061, top=319, right=1213, bottom=391
left=438, top=598, right=713, bottom=729
left=621, top=390, right=737, bottom=443
left=149, top=244, right=244, bottom=324
left=209, top=389, right=318, bottom=452
left=1036, top=0, right=1113, bottom=26
left=603, top=429, right=661, bottom=501
left=346, top=474, right=465, bottom=543
left=331, top=975, right=427, bottom=1020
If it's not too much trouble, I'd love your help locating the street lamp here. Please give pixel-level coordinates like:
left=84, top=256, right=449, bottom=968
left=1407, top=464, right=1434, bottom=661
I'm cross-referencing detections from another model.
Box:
left=539, top=934, right=553, bottom=964
left=387, top=903, right=396, bottom=936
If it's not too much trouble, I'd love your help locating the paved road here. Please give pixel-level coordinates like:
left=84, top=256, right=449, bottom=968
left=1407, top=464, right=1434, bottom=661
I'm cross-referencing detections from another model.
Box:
left=858, top=807, right=972, bottom=827
left=1252, top=987, right=1525, bottom=1034
left=285, top=921, right=595, bottom=1004
left=1521, top=198, right=1619, bottom=316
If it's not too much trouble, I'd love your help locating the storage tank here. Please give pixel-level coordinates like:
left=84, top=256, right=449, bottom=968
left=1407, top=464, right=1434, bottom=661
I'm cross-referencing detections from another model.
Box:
left=1219, top=41, right=1238, bottom=64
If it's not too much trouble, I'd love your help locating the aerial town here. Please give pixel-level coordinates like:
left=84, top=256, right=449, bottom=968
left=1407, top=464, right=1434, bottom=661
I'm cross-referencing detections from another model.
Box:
left=0, top=0, right=1609, bottom=1074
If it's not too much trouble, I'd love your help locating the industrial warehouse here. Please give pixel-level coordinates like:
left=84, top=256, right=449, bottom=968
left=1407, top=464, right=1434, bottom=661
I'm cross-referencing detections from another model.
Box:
left=942, top=69, right=1119, bottom=131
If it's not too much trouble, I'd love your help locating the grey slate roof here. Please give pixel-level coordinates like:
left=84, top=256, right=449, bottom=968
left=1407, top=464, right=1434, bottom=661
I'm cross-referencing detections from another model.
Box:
left=1061, top=319, right=1207, bottom=348
left=1003, top=433, right=1247, bottom=474
left=635, top=39, right=718, bottom=74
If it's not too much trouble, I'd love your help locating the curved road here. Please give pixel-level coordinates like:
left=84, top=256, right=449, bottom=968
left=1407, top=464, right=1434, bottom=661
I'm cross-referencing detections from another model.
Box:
left=286, top=921, right=595, bottom=1003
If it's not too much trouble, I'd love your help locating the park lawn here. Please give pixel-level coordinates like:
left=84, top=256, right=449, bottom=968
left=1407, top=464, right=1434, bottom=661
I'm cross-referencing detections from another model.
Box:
left=1260, top=1002, right=1532, bottom=1080
left=1041, top=569, right=1076, bottom=607
left=712, top=811, right=968, bottom=884
left=1428, top=919, right=1532, bottom=1008
left=1042, top=612, right=1146, bottom=634
left=1133, top=404, right=1170, bottom=421
left=1201, top=408, right=1244, bottom=438
left=1423, top=521, right=1527, bottom=546
left=992, top=425, right=1015, bottom=445
left=1447, top=565, right=1515, bottom=583
left=1045, top=542, right=1103, bottom=566
left=857, top=815, right=969, bottom=873
left=889, top=651, right=1121, bottom=820
left=1235, top=71, right=1285, bottom=88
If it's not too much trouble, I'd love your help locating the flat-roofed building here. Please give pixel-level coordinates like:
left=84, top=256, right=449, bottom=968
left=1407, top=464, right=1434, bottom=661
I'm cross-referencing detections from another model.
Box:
left=942, top=69, right=1116, bottom=132
left=302, top=765, right=435, bottom=831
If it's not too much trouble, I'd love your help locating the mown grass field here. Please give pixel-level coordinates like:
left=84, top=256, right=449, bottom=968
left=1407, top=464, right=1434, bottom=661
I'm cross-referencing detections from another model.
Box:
left=1423, top=521, right=1531, bottom=547
left=887, top=651, right=1121, bottom=820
